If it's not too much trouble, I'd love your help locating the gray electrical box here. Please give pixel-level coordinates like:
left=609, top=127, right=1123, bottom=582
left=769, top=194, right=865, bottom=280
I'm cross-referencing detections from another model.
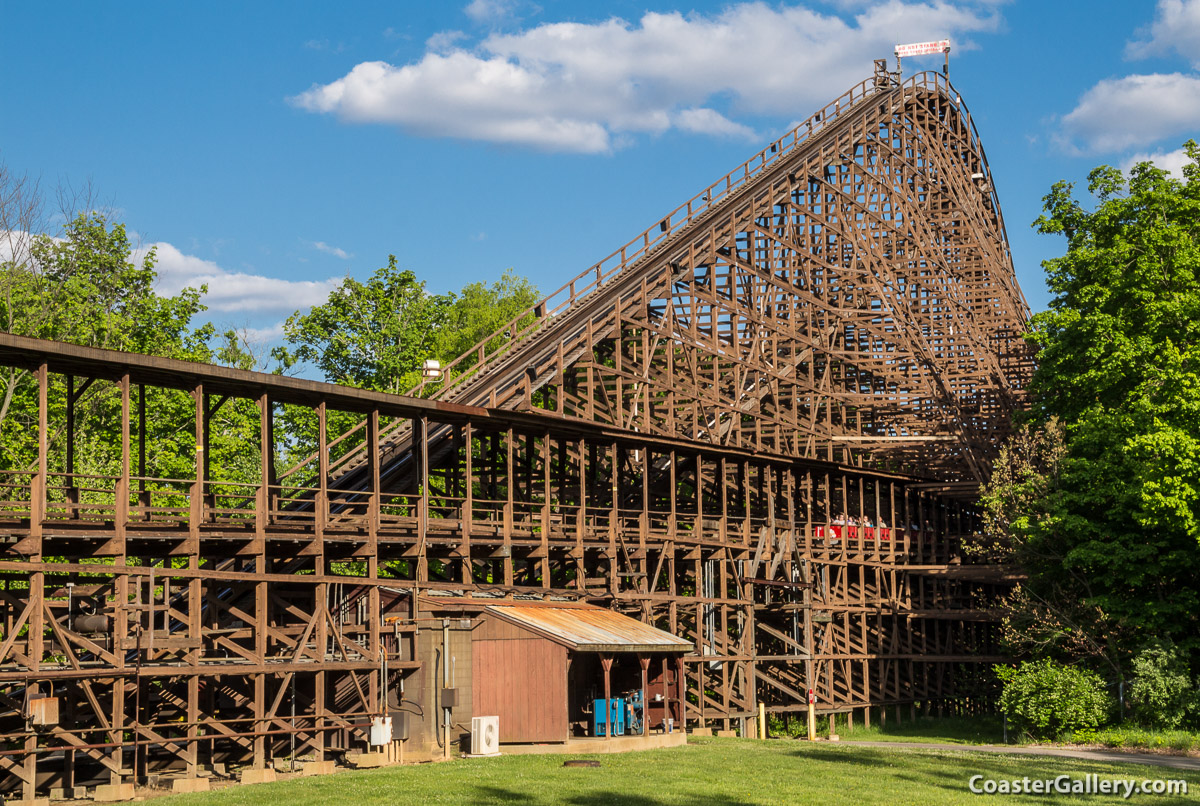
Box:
left=388, top=710, right=409, bottom=741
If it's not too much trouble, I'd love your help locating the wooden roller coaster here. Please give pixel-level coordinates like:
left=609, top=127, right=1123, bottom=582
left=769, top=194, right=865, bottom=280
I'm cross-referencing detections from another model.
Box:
left=0, top=63, right=1032, bottom=799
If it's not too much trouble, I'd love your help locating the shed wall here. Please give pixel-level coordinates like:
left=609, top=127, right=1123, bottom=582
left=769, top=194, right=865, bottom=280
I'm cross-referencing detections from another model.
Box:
left=473, top=637, right=567, bottom=743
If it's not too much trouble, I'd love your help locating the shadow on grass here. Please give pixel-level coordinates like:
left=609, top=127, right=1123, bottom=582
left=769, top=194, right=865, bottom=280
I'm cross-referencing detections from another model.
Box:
left=470, top=785, right=753, bottom=805
left=845, top=714, right=1005, bottom=745
left=852, top=744, right=1200, bottom=802
left=784, top=746, right=900, bottom=769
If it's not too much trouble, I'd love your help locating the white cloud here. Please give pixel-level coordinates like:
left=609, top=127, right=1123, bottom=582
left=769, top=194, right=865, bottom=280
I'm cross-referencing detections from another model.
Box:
left=465, top=0, right=519, bottom=24
left=144, top=242, right=341, bottom=315
left=291, top=2, right=1002, bottom=153
left=427, top=30, right=467, bottom=53
left=312, top=240, right=353, bottom=259
left=1, top=231, right=337, bottom=326
left=242, top=322, right=287, bottom=344
left=1058, top=73, right=1200, bottom=153
left=674, top=108, right=758, bottom=141
left=1127, top=0, right=1200, bottom=67
left=1058, top=1, right=1200, bottom=157
left=1121, top=146, right=1195, bottom=177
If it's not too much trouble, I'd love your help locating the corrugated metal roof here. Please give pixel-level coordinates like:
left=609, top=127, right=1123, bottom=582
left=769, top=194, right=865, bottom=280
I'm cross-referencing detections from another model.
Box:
left=485, top=604, right=692, bottom=653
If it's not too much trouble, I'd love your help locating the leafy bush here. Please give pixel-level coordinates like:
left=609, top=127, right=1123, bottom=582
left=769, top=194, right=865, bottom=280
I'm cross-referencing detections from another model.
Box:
left=1128, top=640, right=1197, bottom=729
left=996, top=660, right=1110, bottom=739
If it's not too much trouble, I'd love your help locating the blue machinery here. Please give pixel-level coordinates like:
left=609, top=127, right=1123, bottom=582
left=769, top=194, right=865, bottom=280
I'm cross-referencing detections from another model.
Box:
left=593, top=691, right=643, bottom=737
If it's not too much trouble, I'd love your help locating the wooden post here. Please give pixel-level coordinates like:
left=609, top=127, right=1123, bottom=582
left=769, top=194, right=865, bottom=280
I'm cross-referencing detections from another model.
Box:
left=462, top=421, right=473, bottom=585
left=23, top=363, right=49, bottom=800
left=676, top=654, right=686, bottom=731
left=314, top=402, right=329, bottom=765
left=368, top=410, right=381, bottom=699
left=418, top=416, right=429, bottom=584
left=601, top=655, right=613, bottom=740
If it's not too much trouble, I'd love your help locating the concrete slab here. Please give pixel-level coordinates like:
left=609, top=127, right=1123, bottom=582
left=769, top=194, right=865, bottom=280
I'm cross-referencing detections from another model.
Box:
left=690, top=728, right=713, bottom=737
left=172, top=778, right=211, bottom=794
left=92, top=782, right=135, bottom=802
left=349, top=752, right=392, bottom=768
left=15, top=798, right=49, bottom=806
left=240, top=768, right=278, bottom=785
left=716, top=730, right=738, bottom=738
left=302, top=761, right=337, bottom=776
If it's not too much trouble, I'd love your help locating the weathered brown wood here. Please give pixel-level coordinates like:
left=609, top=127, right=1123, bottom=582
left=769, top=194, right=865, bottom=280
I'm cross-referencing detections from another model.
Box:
left=0, top=66, right=1024, bottom=797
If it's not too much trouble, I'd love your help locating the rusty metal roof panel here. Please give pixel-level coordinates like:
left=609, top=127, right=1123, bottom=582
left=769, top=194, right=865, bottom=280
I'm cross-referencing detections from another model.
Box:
left=484, top=604, right=692, bottom=653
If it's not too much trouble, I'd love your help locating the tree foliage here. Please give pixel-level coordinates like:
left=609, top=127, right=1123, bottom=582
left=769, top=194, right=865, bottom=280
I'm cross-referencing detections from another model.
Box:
left=980, top=419, right=1127, bottom=671
left=274, top=258, right=539, bottom=394
left=433, top=268, right=541, bottom=376
left=996, top=659, right=1111, bottom=740
left=270, top=258, right=539, bottom=473
left=990, top=142, right=1200, bottom=685
left=0, top=162, right=542, bottom=490
left=0, top=211, right=259, bottom=482
left=1128, top=640, right=1198, bottom=729
left=273, top=256, right=450, bottom=395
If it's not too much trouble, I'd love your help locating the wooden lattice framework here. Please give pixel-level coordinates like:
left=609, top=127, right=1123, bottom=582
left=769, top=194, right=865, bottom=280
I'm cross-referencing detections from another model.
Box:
left=0, top=66, right=1030, bottom=799
left=411, top=65, right=1031, bottom=482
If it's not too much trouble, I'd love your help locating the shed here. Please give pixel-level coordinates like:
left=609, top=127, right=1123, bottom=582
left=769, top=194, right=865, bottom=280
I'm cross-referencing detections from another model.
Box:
left=427, top=598, right=691, bottom=745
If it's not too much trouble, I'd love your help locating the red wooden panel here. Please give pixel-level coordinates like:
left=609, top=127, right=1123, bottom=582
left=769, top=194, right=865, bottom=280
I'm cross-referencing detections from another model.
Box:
left=474, top=616, right=530, bottom=641
left=473, top=638, right=567, bottom=743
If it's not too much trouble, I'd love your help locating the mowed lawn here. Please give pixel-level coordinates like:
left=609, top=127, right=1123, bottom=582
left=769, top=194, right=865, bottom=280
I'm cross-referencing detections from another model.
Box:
left=154, top=738, right=1200, bottom=806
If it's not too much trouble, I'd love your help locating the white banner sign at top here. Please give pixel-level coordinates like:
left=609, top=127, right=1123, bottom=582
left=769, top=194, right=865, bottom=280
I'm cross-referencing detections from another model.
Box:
left=894, top=39, right=951, bottom=57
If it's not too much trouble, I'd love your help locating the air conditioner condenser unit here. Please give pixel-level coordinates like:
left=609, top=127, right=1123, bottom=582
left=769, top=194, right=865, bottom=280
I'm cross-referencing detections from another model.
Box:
left=470, top=715, right=501, bottom=757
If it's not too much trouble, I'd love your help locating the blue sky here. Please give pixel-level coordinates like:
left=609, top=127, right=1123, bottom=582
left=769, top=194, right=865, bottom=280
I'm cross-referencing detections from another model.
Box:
left=4, top=1, right=1199, bottom=349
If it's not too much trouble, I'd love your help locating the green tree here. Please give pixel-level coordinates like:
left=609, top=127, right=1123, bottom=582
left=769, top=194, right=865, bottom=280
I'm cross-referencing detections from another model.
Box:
left=996, top=659, right=1111, bottom=740
left=433, top=268, right=540, bottom=377
left=0, top=212, right=260, bottom=486
left=270, top=257, right=539, bottom=484
left=980, top=418, right=1128, bottom=672
left=1127, top=640, right=1197, bottom=729
left=273, top=256, right=452, bottom=394
left=274, top=259, right=540, bottom=394
left=1013, top=141, right=1200, bottom=667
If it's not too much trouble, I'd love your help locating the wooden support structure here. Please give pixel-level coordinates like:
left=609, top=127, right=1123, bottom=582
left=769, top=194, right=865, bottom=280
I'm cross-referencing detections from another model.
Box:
left=0, top=66, right=1031, bottom=797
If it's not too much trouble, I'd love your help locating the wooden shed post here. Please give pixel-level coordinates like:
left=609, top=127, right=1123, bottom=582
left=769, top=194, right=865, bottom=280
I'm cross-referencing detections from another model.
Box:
left=601, top=655, right=614, bottom=740
left=676, top=655, right=686, bottom=730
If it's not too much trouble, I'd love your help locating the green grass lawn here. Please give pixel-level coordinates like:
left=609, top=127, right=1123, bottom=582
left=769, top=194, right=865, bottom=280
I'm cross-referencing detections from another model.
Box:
left=775, top=713, right=1007, bottom=745
left=785, top=713, right=1200, bottom=754
left=153, top=738, right=1199, bottom=806
left=1088, top=726, right=1200, bottom=753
